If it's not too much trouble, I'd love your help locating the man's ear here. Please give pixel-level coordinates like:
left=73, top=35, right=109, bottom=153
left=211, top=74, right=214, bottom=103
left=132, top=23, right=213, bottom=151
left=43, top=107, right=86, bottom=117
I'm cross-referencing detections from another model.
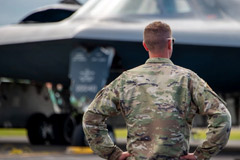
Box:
left=143, top=41, right=149, bottom=51
left=167, top=40, right=172, bottom=50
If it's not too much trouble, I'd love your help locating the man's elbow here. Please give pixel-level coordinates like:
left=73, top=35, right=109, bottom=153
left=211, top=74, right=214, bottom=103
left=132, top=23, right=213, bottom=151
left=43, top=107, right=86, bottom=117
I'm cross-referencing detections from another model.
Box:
left=217, top=103, right=232, bottom=128
left=223, top=109, right=232, bottom=128
left=82, top=110, right=106, bottom=128
left=218, top=110, right=232, bottom=144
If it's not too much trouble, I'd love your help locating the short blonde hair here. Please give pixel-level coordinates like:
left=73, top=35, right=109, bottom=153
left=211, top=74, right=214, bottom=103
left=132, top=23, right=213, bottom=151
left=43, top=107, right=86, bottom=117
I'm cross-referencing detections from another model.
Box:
left=144, top=21, right=172, bottom=52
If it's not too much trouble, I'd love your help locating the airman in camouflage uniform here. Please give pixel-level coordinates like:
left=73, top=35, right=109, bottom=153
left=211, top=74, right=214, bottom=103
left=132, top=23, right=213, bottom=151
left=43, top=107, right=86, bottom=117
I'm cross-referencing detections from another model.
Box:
left=82, top=21, right=231, bottom=160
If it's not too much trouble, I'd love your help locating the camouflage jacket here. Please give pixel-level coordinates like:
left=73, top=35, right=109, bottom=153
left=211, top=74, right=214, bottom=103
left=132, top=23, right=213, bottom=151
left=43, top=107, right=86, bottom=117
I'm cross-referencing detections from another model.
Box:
left=83, top=58, right=231, bottom=160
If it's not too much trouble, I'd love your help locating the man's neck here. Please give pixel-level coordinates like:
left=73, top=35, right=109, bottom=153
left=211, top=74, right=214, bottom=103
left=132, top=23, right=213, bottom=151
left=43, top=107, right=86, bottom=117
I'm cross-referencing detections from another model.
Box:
left=149, top=52, right=169, bottom=59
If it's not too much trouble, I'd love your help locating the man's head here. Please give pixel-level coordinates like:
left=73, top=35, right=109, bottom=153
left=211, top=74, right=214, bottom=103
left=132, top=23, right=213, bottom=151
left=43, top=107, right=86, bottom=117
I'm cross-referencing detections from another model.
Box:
left=143, top=21, right=173, bottom=58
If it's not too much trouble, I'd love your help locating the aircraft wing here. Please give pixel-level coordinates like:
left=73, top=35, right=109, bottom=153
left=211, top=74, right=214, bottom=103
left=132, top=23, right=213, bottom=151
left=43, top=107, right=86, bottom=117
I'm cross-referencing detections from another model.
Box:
left=0, top=22, right=75, bottom=45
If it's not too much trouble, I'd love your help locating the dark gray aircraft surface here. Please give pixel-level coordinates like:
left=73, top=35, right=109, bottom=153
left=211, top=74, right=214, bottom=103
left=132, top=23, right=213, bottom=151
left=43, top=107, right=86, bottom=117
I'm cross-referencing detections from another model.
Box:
left=0, top=0, right=240, bottom=93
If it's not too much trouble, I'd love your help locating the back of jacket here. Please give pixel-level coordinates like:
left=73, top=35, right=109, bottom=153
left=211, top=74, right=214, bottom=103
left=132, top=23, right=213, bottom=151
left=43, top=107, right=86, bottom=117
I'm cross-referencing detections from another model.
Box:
left=120, top=58, right=193, bottom=159
left=83, top=57, right=231, bottom=160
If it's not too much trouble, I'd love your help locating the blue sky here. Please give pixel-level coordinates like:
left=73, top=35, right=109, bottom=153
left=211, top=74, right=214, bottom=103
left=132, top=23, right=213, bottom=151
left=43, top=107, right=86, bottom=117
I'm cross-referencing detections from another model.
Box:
left=0, top=0, right=59, bottom=26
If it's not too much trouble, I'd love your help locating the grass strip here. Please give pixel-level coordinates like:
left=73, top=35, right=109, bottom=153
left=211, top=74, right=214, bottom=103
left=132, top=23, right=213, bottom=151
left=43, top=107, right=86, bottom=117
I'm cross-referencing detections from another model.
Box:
left=0, top=128, right=239, bottom=140
left=0, top=128, right=27, bottom=136
left=114, top=128, right=240, bottom=140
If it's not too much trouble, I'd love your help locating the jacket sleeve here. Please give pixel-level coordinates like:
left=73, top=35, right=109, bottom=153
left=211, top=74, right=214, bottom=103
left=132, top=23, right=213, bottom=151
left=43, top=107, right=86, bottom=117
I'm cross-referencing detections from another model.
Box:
left=82, top=76, right=123, bottom=160
left=190, top=73, right=231, bottom=160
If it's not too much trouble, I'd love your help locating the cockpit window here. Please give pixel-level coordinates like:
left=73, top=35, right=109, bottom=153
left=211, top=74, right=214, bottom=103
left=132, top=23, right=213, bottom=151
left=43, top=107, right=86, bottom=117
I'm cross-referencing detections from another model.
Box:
left=163, top=0, right=191, bottom=14
left=108, top=0, right=160, bottom=15
left=76, top=0, right=192, bottom=17
left=73, top=0, right=240, bottom=20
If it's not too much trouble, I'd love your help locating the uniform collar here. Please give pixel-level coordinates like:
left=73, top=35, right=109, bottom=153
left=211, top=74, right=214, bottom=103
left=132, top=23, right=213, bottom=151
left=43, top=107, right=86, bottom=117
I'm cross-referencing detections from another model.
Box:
left=145, top=58, right=174, bottom=64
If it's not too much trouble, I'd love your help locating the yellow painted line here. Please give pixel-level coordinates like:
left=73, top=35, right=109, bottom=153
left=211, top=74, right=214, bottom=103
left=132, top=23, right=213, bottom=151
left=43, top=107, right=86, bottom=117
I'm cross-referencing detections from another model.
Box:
left=9, top=148, right=24, bottom=155
left=66, top=146, right=93, bottom=154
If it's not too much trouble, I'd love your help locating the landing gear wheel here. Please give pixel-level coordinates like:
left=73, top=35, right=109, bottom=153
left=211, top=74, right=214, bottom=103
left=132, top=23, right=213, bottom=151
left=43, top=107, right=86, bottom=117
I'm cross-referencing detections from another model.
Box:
left=48, top=114, right=70, bottom=145
left=27, top=114, right=48, bottom=145
left=63, top=115, right=77, bottom=144
left=71, top=124, right=86, bottom=146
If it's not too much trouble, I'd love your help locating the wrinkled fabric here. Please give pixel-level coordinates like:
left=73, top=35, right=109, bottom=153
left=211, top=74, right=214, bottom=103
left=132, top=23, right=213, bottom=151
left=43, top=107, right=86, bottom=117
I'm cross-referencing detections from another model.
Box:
left=83, top=58, right=231, bottom=160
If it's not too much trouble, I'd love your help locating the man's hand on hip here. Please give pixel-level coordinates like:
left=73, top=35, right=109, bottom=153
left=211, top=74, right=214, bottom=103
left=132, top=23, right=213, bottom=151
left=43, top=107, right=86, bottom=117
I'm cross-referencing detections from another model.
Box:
left=180, top=153, right=197, bottom=160
left=118, top=152, right=131, bottom=160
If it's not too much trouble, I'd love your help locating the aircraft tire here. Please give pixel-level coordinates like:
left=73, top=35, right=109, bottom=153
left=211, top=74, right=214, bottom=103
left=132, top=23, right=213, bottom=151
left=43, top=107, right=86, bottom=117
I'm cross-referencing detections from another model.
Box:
left=48, top=114, right=69, bottom=145
left=71, top=124, right=86, bottom=146
left=63, top=115, right=77, bottom=144
left=26, top=113, right=48, bottom=145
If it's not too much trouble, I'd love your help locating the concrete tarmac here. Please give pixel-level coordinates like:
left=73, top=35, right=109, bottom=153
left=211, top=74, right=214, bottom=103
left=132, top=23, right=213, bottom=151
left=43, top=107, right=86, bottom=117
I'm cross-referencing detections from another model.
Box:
left=0, top=154, right=103, bottom=160
left=1, top=153, right=240, bottom=160
left=0, top=136, right=239, bottom=160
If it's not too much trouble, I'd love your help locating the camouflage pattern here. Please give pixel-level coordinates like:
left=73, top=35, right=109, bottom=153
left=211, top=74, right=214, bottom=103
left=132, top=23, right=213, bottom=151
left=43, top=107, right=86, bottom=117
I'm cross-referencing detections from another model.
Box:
left=83, top=58, right=231, bottom=160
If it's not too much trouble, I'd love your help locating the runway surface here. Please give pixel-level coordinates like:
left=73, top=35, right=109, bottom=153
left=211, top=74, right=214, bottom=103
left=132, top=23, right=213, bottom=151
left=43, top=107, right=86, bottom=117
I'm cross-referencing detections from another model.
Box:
left=0, top=136, right=239, bottom=160
left=1, top=152, right=240, bottom=160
